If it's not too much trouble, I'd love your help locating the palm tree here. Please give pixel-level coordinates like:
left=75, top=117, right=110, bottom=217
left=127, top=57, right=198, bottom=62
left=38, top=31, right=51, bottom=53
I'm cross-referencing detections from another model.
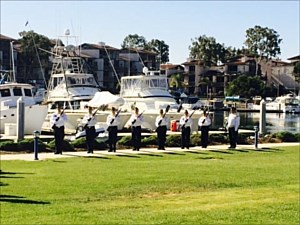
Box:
left=169, top=74, right=183, bottom=90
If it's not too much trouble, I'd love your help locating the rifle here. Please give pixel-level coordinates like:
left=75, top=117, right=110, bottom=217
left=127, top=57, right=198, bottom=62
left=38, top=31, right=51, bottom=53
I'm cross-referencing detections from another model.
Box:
left=131, top=111, right=145, bottom=125
left=158, top=105, right=170, bottom=126
left=51, top=107, right=66, bottom=129
left=181, top=110, right=196, bottom=129
left=177, top=104, right=183, bottom=113
left=83, top=105, right=102, bottom=129
left=106, top=108, right=122, bottom=131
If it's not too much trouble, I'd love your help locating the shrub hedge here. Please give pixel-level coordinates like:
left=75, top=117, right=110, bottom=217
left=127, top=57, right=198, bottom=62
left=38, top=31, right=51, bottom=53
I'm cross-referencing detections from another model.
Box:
left=0, top=131, right=299, bottom=152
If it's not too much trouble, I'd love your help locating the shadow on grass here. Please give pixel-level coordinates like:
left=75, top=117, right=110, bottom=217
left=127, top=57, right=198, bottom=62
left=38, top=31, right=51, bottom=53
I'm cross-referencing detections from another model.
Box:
left=51, top=160, right=67, bottom=163
left=185, top=150, right=208, bottom=155
left=0, top=170, right=34, bottom=179
left=208, top=150, right=234, bottom=154
left=62, top=153, right=111, bottom=160
left=0, top=194, right=50, bottom=204
left=253, top=147, right=284, bottom=152
left=0, top=182, right=9, bottom=186
left=196, top=156, right=224, bottom=160
left=162, top=151, right=185, bottom=156
left=229, top=149, right=249, bottom=153
left=139, top=153, right=163, bottom=157
left=115, top=154, right=141, bottom=158
left=0, top=171, right=34, bottom=175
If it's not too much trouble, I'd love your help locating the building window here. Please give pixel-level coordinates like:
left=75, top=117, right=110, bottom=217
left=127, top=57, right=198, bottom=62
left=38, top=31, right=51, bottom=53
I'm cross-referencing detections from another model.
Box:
left=228, top=65, right=237, bottom=72
left=189, top=65, right=195, bottom=72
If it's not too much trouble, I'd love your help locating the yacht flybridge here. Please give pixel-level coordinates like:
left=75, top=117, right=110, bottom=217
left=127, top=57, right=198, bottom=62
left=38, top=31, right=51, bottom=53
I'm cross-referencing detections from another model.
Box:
left=120, top=69, right=179, bottom=112
left=42, top=36, right=129, bottom=134
left=46, top=45, right=100, bottom=104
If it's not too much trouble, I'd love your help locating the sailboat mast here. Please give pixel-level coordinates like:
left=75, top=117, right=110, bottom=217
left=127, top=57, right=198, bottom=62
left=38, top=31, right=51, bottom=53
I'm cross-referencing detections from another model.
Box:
left=10, top=41, right=16, bottom=82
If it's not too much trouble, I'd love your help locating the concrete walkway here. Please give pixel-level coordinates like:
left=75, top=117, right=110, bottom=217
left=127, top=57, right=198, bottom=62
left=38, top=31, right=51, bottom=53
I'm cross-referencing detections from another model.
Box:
left=1, top=142, right=299, bottom=161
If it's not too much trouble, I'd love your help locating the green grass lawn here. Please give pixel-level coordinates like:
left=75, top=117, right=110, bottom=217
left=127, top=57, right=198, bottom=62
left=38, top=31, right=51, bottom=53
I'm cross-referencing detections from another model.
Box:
left=1, top=146, right=299, bottom=224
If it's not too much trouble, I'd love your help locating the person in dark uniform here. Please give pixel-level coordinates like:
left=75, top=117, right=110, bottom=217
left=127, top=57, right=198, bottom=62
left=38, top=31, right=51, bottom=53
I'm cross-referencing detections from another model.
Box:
left=50, top=104, right=68, bottom=154
left=155, top=109, right=168, bottom=150
left=82, top=106, right=96, bottom=153
left=198, top=110, right=212, bottom=148
left=106, top=107, right=120, bottom=152
left=129, top=107, right=144, bottom=151
left=179, top=110, right=193, bottom=149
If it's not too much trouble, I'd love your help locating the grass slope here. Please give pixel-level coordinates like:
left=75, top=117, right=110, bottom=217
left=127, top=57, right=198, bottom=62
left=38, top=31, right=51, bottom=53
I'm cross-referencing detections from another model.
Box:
left=1, top=146, right=299, bottom=224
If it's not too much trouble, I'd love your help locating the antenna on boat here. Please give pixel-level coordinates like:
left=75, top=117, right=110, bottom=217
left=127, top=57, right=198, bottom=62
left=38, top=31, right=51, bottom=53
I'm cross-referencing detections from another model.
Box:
left=135, top=47, right=146, bottom=68
left=99, top=42, right=121, bottom=86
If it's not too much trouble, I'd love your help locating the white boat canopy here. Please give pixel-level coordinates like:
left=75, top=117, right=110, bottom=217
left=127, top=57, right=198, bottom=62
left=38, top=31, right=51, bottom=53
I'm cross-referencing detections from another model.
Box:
left=87, top=91, right=124, bottom=108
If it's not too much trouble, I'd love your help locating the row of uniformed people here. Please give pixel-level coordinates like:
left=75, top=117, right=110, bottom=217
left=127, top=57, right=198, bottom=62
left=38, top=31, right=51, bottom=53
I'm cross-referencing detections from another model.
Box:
left=50, top=105, right=239, bottom=154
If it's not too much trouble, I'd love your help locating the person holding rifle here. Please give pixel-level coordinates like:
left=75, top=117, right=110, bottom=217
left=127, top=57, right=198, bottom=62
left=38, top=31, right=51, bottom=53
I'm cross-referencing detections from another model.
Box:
left=198, top=109, right=211, bottom=148
left=155, top=108, right=169, bottom=150
left=50, top=104, right=68, bottom=154
left=179, top=110, right=193, bottom=149
left=82, top=106, right=97, bottom=153
left=106, top=107, right=120, bottom=152
left=129, top=107, right=144, bottom=151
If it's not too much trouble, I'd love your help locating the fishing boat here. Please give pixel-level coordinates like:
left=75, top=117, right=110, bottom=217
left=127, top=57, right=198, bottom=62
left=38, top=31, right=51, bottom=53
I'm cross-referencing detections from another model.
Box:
left=42, top=31, right=130, bottom=134
left=0, top=71, right=48, bottom=135
left=250, top=94, right=300, bottom=113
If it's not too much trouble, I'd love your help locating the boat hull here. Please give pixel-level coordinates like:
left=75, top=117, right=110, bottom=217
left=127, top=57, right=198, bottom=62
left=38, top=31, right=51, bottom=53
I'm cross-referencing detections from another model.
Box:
left=0, top=104, right=48, bottom=135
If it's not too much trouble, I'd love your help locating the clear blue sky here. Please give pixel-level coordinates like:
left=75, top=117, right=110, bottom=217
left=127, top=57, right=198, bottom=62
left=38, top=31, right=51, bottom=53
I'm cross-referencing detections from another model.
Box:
left=1, top=1, right=299, bottom=64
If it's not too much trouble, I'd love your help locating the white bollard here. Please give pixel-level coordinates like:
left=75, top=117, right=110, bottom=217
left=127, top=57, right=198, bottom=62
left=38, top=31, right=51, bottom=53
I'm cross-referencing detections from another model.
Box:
left=17, top=97, right=25, bottom=140
left=259, top=99, right=266, bottom=135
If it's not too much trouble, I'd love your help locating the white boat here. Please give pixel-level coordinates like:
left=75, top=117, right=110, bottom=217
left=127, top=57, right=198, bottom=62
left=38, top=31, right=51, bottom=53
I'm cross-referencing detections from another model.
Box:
left=0, top=74, right=48, bottom=135
left=42, top=36, right=130, bottom=134
left=120, top=68, right=202, bottom=131
left=250, top=94, right=300, bottom=113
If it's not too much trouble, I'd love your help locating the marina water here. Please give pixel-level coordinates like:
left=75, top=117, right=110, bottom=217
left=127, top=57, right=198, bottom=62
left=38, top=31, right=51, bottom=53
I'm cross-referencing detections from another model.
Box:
left=210, top=111, right=300, bottom=134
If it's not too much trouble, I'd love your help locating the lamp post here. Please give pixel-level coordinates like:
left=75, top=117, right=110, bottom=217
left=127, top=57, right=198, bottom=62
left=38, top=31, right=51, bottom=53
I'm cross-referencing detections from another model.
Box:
left=33, top=130, right=40, bottom=160
left=254, top=126, right=259, bottom=149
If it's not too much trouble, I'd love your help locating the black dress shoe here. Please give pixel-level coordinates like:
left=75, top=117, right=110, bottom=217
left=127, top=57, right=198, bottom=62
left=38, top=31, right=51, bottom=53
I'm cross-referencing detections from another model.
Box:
left=54, top=152, right=59, bottom=155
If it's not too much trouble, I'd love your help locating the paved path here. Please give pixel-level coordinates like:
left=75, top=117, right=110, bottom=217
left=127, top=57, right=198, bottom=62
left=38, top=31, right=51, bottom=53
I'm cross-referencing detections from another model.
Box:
left=1, top=142, right=299, bottom=161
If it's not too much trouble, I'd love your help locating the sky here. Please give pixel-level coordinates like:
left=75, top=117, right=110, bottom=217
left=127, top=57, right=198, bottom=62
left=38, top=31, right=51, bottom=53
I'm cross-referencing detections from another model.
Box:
left=1, top=1, right=299, bottom=64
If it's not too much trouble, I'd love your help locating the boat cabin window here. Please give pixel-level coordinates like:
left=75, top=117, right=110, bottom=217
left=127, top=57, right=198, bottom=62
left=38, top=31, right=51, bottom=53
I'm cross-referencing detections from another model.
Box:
left=145, top=78, right=167, bottom=89
left=66, top=76, right=97, bottom=86
left=121, top=77, right=167, bottom=91
left=0, top=89, right=11, bottom=97
left=13, top=88, right=22, bottom=96
left=24, top=88, right=32, bottom=97
left=70, top=100, right=81, bottom=110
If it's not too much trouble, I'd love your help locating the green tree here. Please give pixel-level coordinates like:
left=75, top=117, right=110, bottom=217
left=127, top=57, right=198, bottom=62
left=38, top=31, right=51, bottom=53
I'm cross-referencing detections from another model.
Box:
left=147, top=39, right=169, bottom=63
left=226, top=75, right=266, bottom=98
left=293, top=62, right=300, bottom=83
left=244, top=25, right=282, bottom=75
left=189, top=35, right=227, bottom=66
left=169, top=73, right=183, bottom=89
left=121, top=35, right=170, bottom=64
left=121, top=34, right=147, bottom=49
left=18, top=30, right=52, bottom=82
